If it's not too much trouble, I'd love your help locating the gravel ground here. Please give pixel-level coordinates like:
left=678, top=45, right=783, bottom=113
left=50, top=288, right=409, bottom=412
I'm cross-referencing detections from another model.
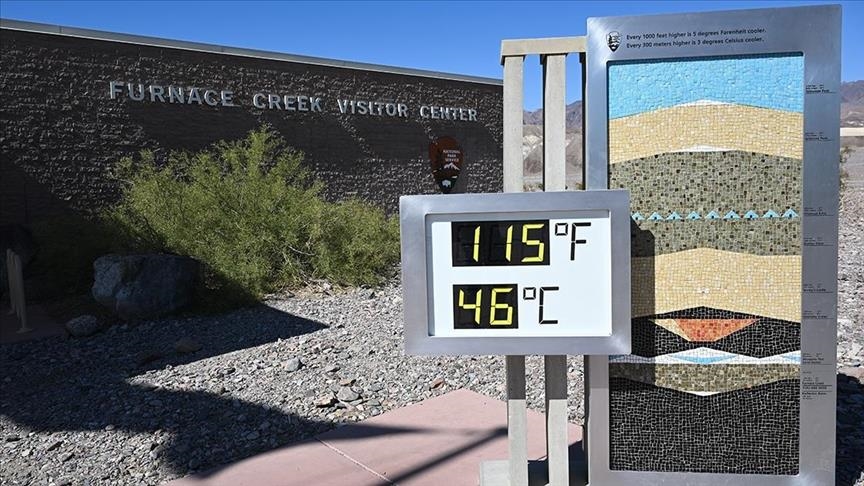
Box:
left=1, top=173, right=862, bottom=486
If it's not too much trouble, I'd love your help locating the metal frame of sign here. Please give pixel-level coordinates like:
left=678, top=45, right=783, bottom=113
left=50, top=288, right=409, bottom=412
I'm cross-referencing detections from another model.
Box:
left=584, top=5, right=840, bottom=485
left=400, top=190, right=631, bottom=356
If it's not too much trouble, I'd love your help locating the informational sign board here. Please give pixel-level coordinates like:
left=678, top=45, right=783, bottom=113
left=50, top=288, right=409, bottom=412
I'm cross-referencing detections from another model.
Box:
left=584, top=5, right=840, bottom=485
left=429, top=136, right=464, bottom=193
left=400, top=190, right=630, bottom=355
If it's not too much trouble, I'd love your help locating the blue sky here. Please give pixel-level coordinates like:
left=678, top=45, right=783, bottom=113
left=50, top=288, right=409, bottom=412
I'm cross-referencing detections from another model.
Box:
left=1, top=0, right=860, bottom=109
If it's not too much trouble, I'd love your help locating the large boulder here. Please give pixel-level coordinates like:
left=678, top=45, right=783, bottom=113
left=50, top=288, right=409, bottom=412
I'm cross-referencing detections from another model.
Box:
left=92, top=254, right=200, bottom=320
left=65, top=315, right=103, bottom=338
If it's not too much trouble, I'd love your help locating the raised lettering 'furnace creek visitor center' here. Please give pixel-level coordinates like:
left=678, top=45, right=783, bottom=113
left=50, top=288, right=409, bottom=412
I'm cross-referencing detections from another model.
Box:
left=0, top=20, right=504, bottom=226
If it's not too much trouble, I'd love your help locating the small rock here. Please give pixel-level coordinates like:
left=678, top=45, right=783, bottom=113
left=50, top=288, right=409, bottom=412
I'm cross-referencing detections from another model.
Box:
left=314, top=396, right=335, bottom=408
left=45, top=440, right=63, bottom=452
left=339, top=377, right=355, bottom=386
left=60, top=452, right=74, bottom=462
left=64, top=315, right=102, bottom=338
left=430, top=377, right=445, bottom=389
left=174, top=338, right=203, bottom=354
left=337, top=386, right=360, bottom=402
left=245, top=431, right=260, bottom=441
left=104, top=424, right=115, bottom=431
left=283, top=357, right=302, bottom=372
left=325, top=364, right=340, bottom=373
left=149, top=444, right=166, bottom=459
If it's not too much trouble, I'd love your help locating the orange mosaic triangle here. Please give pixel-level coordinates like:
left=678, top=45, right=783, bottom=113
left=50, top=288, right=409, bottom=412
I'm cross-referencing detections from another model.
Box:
left=674, top=318, right=759, bottom=342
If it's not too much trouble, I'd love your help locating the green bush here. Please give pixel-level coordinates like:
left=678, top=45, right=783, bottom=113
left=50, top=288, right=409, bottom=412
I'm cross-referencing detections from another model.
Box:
left=107, top=126, right=399, bottom=301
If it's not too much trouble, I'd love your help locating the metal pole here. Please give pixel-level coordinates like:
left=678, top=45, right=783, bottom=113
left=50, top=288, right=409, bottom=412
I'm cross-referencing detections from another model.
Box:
left=502, top=54, right=529, bottom=486
left=541, top=53, right=569, bottom=486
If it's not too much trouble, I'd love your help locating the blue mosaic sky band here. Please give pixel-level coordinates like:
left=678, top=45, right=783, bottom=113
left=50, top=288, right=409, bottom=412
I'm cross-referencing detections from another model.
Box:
left=609, top=54, right=804, bottom=118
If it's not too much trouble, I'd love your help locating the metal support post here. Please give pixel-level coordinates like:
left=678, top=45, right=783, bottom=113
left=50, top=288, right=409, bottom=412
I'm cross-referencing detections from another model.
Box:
left=542, top=52, right=570, bottom=486
left=6, top=249, right=30, bottom=333
left=492, top=36, right=585, bottom=486
left=542, top=54, right=567, bottom=193
left=503, top=53, right=529, bottom=486
left=506, top=356, right=529, bottom=486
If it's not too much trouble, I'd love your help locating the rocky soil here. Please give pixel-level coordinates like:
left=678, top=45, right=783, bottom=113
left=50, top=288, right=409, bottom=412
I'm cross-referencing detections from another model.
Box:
left=1, top=157, right=862, bottom=486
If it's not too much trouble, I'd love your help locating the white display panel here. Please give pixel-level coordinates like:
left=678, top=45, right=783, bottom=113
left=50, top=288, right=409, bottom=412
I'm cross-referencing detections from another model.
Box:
left=427, top=211, right=612, bottom=337
left=400, top=191, right=630, bottom=356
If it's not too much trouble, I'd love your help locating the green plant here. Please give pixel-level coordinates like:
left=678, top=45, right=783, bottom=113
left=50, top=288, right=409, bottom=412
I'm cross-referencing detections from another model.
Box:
left=310, top=199, right=400, bottom=286
left=840, top=145, right=851, bottom=194
left=107, top=126, right=399, bottom=302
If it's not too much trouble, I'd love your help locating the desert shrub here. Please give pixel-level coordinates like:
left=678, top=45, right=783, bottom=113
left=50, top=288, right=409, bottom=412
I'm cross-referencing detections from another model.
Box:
left=106, top=126, right=399, bottom=301
left=310, top=199, right=400, bottom=287
left=840, top=145, right=851, bottom=194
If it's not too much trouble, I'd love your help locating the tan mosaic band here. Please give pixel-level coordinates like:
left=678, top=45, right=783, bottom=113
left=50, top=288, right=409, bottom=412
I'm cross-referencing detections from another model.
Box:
left=609, top=103, right=803, bottom=164
left=632, top=248, right=801, bottom=322
left=609, top=363, right=799, bottom=394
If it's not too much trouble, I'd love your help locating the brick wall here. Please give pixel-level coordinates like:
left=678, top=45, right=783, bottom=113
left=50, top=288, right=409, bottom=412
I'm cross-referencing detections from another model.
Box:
left=0, top=28, right=503, bottom=225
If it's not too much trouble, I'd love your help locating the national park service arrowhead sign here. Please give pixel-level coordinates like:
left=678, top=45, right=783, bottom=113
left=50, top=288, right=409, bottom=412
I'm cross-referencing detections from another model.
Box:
left=429, top=136, right=463, bottom=193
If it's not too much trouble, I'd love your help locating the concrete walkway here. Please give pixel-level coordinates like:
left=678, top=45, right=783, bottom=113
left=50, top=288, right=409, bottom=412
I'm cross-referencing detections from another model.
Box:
left=167, top=389, right=584, bottom=486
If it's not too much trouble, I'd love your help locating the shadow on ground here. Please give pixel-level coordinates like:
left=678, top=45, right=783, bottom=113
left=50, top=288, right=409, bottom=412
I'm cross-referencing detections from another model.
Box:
left=837, top=372, right=864, bottom=486
left=0, top=303, right=416, bottom=478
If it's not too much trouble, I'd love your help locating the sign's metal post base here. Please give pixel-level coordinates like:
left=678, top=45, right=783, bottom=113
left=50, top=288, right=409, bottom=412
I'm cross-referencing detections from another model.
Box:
left=480, top=460, right=587, bottom=486
left=481, top=356, right=585, bottom=486
left=544, top=355, right=569, bottom=485
left=505, top=355, right=529, bottom=486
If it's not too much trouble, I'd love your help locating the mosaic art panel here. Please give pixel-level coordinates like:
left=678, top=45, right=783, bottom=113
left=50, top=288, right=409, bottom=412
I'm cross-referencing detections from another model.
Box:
left=608, top=54, right=802, bottom=474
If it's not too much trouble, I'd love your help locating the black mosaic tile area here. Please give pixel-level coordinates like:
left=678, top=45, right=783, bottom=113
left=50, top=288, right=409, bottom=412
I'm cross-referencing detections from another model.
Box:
left=630, top=314, right=800, bottom=359
left=609, top=377, right=800, bottom=474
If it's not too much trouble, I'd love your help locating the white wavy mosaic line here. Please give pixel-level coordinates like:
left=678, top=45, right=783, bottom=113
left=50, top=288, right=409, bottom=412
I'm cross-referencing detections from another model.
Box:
left=671, top=144, right=734, bottom=152
left=676, top=99, right=734, bottom=107
left=609, top=349, right=800, bottom=365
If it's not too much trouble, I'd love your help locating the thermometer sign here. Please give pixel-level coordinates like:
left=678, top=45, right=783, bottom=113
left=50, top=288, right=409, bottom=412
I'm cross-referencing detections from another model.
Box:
left=400, top=191, right=631, bottom=356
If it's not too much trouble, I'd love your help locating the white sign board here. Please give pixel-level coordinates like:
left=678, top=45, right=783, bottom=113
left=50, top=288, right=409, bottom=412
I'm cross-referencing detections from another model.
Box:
left=400, top=191, right=631, bottom=355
